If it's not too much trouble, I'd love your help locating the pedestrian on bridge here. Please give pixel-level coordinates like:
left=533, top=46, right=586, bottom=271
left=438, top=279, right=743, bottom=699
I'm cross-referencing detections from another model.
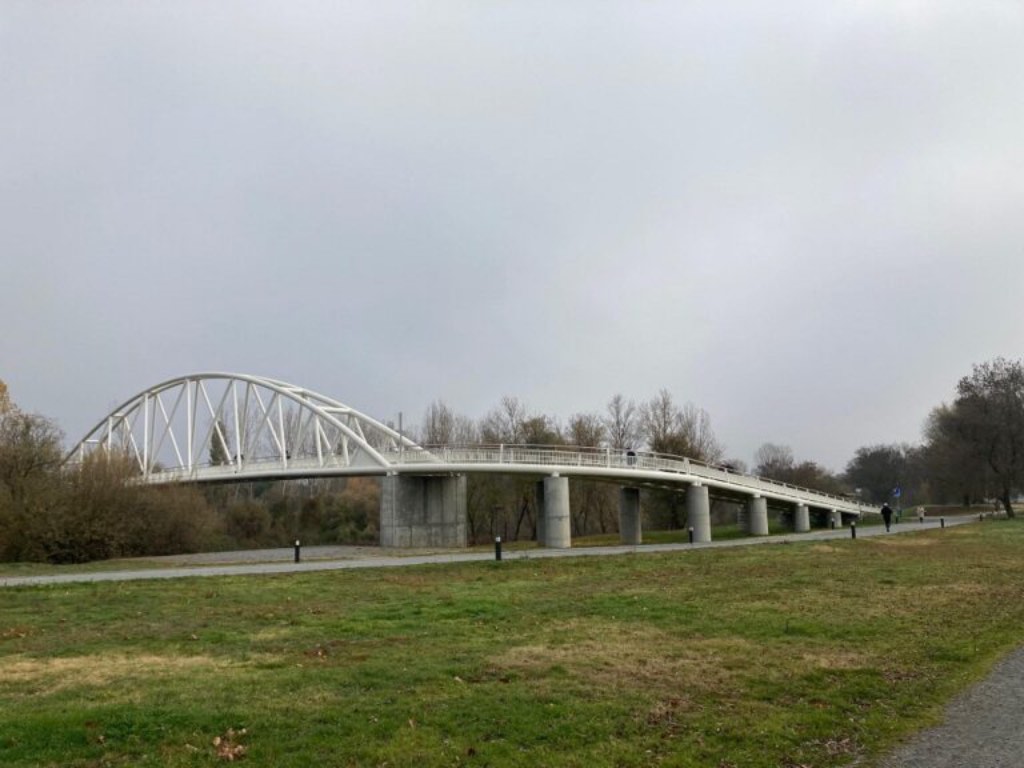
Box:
left=881, top=503, right=894, bottom=532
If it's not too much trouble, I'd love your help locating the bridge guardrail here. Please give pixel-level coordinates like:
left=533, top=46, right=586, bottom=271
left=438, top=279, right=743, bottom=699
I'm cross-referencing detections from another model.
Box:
left=392, top=444, right=874, bottom=514
left=136, top=443, right=875, bottom=515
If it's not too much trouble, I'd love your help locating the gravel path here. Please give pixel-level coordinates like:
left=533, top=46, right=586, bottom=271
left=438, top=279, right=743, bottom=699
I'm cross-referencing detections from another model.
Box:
left=876, top=645, right=1024, bottom=768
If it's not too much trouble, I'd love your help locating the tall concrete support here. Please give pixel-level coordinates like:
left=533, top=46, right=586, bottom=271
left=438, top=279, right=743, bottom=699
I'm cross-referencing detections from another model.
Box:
left=746, top=495, right=769, bottom=536
left=535, top=480, right=546, bottom=546
left=793, top=503, right=810, bottom=533
left=380, top=474, right=467, bottom=548
left=687, top=483, right=712, bottom=543
left=831, top=509, right=843, bottom=529
left=619, top=487, right=642, bottom=545
left=543, top=474, right=572, bottom=549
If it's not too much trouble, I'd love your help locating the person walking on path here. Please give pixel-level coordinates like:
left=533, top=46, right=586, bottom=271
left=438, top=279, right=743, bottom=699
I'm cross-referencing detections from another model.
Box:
left=881, top=503, right=894, bottom=532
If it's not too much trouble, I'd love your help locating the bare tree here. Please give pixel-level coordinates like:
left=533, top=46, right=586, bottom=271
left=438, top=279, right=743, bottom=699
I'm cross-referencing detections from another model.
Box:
left=420, top=399, right=478, bottom=445
left=923, top=358, right=1024, bottom=516
left=420, top=399, right=457, bottom=444
left=640, top=389, right=678, bottom=451
left=0, top=380, right=11, bottom=415
left=567, top=412, right=606, bottom=448
left=677, top=402, right=724, bottom=463
left=639, top=389, right=723, bottom=462
left=605, top=394, right=639, bottom=449
left=0, top=410, right=65, bottom=559
left=479, top=396, right=528, bottom=443
left=520, top=415, right=564, bottom=445
left=754, top=443, right=795, bottom=478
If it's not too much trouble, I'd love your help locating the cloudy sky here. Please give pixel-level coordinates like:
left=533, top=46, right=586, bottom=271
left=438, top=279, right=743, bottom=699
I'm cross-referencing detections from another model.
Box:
left=2, top=1, right=1022, bottom=471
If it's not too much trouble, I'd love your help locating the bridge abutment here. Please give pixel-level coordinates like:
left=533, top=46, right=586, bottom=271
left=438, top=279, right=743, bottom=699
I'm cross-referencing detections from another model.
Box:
left=619, top=487, right=642, bottom=545
left=380, top=474, right=467, bottom=548
left=543, top=475, right=572, bottom=548
left=687, top=483, right=711, bottom=542
left=746, top=495, right=769, bottom=536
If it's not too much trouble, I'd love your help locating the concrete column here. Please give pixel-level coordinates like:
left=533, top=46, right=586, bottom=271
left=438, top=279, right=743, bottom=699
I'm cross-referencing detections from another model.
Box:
left=831, top=509, right=843, bottom=528
left=534, top=480, right=546, bottom=546
left=543, top=474, right=571, bottom=549
left=686, top=483, right=712, bottom=543
left=619, top=487, right=642, bottom=545
left=793, top=503, right=810, bottom=533
left=380, top=474, right=467, bottom=548
left=746, top=495, right=769, bottom=536
left=790, top=501, right=806, bottom=532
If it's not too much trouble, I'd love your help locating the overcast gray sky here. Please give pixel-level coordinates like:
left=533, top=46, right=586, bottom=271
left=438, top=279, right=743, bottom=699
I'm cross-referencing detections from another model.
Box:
left=3, top=1, right=1023, bottom=471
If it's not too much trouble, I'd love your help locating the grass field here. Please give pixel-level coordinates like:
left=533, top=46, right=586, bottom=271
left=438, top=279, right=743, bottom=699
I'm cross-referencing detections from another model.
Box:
left=2, top=520, right=1023, bottom=767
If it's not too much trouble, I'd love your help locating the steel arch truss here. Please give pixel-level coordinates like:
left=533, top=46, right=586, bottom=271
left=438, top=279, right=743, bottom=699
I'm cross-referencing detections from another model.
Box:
left=67, top=373, right=426, bottom=482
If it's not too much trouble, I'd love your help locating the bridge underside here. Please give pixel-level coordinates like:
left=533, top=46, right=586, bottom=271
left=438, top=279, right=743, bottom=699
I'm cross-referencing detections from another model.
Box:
left=377, top=473, right=858, bottom=550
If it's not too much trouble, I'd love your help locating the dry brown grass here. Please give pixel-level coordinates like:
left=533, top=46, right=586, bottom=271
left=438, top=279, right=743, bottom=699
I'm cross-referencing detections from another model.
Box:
left=870, top=537, right=940, bottom=548
left=490, top=619, right=750, bottom=697
left=0, top=653, right=252, bottom=695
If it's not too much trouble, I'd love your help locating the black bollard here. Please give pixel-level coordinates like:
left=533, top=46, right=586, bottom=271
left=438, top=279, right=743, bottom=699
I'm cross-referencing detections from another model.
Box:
left=294, top=539, right=301, bottom=563
left=495, top=536, right=502, bottom=561
left=688, top=526, right=694, bottom=544
left=851, top=522, right=857, bottom=540
left=979, top=513, right=984, bottom=523
left=941, top=517, right=945, bottom=529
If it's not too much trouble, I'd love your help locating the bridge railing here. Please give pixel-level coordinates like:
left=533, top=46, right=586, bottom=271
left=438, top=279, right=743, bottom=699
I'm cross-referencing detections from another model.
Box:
left=388, top=444, right=871, bottom=512
left=137, top=442, right=871, bottom=514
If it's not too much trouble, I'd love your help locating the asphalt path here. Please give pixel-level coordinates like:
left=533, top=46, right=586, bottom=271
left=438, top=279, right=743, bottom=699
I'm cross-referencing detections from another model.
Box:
left=0, top=516, right=969, bottom=588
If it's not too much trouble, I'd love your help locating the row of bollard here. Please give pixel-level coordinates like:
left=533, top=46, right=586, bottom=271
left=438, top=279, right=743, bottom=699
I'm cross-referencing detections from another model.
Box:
left=487, top=513, right=956, bottom=562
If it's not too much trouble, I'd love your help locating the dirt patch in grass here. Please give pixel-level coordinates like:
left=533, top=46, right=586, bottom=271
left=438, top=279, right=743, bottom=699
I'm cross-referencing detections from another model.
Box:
left=491, top=620, right=743, bottom=695
left=798, top=648, right=872, bottom=670
left=871, top=537, right=940, bottom=548
left=0, top=653, right=249, bottom=694
left=809, top=545, right=840, bottom=553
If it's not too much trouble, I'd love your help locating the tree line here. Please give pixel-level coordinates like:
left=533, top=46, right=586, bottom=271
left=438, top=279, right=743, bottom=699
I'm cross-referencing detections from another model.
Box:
left=1, top=358, right=1021, bottom=562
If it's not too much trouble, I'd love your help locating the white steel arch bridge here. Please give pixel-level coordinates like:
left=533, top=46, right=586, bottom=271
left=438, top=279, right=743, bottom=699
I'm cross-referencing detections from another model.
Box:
left=68, top=373, right=878, bottom=548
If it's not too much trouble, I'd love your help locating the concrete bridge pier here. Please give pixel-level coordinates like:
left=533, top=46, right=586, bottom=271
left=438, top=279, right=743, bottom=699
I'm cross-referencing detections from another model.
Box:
left=543, top=474, right=572, bottom=549
left=746, top=495, right=769, bottom=536
left=793, top=503, right=810, bottom=533
left=687, top=483, right=711, bottom=543
left=380, top=474, right=467, bottom=548
left=831, top=509, right=843, bottom=529
left=619, top=487, right=642, bottom=545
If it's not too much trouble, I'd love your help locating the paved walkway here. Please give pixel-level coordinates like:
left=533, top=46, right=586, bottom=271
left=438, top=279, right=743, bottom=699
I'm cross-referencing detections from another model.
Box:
left=0, top=516, right=968, bottom=588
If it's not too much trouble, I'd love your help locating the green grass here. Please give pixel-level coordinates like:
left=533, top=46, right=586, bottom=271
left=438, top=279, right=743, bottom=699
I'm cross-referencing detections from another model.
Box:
left=2, top=520, right=1024, bottom=766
